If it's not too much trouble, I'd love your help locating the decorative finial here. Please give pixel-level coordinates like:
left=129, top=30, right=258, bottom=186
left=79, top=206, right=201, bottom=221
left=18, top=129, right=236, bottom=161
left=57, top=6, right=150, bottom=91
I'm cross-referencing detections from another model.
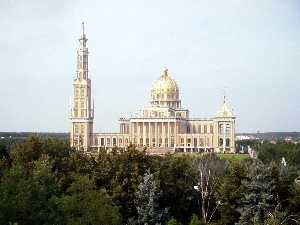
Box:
left=223, top=87, right=226, bottom=105
left=163, top=64, right=168, bottom=76
left=82, top=17, right=85, bottom=36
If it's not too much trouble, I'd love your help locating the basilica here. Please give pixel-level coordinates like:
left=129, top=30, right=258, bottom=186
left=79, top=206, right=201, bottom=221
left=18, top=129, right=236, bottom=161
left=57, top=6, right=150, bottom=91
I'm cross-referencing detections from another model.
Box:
left=70, top=23, right=236, bottom=154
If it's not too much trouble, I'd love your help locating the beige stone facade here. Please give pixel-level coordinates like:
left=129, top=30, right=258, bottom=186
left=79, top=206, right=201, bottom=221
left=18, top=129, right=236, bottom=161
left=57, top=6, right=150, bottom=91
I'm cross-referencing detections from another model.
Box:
left=70, top=23, right=236, bottom=154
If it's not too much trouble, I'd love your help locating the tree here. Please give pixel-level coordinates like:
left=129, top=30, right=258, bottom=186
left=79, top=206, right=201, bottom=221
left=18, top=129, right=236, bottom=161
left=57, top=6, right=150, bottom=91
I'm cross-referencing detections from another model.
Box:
left=215, top=160, right=248, bottom=224
left=158, top=155, right=199, bottom=223
left=237, top=161, right=274, bottom=225
left=133, top=171, right=168, bottom=225
left=194, top=154, right=228, bottom=223
left=189, top=214, right=205, bottom=225
left=92, top=143, right=153, bottom=223
left=54, top=174, right=122, bottom=225
left=167, top=217, right=182, bottom=225
left=0, top=161, right=59, bottom=224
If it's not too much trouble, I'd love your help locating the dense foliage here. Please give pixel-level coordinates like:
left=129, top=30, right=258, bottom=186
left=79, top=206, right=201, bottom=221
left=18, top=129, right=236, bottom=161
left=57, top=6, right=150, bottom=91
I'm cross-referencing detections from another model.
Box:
left=0, top=136, right=299, bottom=224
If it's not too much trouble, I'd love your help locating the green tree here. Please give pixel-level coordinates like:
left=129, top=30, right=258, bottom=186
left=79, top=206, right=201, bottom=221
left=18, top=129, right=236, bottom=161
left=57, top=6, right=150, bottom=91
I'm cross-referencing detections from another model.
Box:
left=215, top=160, right=248, bottom=224
left=9, top=135, right=43, bottom=171
left=237, top=161, right=274, bottom=225
left=92, top=143, right=152, bottom=223
left=189, top=214, right=205, bottom=225
left=54, top=174, right=122, bottom=225
left=0, top=161, right=59, bottom=224
left=133, top=171, right=168, bottom=225
left=158, top=155, right=198, bottom=223
left=167, top=217, right=182, bottom=225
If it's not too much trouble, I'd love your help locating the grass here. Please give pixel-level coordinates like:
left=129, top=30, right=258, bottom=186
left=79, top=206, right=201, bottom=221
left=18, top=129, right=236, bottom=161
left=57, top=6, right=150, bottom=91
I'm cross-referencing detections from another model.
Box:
left=173, top=153, right=250, bottom=161
left=215, top=153, right=250, bottom=161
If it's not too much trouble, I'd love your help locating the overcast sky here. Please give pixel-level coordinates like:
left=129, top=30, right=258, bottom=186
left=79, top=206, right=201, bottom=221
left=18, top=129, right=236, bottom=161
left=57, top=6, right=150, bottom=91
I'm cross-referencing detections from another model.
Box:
left=0, top=0, right=299, bottom=133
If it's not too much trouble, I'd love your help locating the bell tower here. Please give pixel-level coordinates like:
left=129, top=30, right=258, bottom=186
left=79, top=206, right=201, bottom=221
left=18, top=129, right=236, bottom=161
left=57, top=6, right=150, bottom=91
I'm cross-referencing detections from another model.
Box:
left=70, top=21, right=94, bottom=151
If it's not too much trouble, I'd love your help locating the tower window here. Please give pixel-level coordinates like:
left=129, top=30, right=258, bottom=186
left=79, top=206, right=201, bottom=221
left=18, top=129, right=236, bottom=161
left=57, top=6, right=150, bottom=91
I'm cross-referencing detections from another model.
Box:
left=219, top=138, right=223, bottom=146
left=226, top=124, right=231, bottom=134
left=75, top=88, right=79, bottom=97
left=226, top=138, right=230, bottom=147
left=75, top=124, right=78, bottom=133
left=219, top=124, right=224, bottom=134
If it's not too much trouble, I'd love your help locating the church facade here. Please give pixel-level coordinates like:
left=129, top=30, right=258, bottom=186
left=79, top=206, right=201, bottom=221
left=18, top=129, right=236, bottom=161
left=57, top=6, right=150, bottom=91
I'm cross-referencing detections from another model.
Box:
left=70, top=23, right=236, bottom=154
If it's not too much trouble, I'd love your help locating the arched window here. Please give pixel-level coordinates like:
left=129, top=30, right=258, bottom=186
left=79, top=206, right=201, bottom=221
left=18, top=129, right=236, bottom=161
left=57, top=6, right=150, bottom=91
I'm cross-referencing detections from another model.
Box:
left=204, top=125, right=207, bottom=133
left=198, top=125, right=201, bottom=133
left=125, top=138, right=128, bottom=144
left=81, top=88, right=84, bottom=97
left=181, top=138, right=184, bottom=143
left=210, top=125, right=213, bottom=134
left=219, top=124, right=224, bottom=134
left=95, top=138, right=98, bottom=146
left=187, top=138, right=191, bottom=146
left=81, top=100, right=84, bottom=108
left=75, top=124, right=78, bottom=133
left=193, top=125, right=196, bottom=133
left=75, top=88, right=79, bottom=97
left=75, top=100, right=79, bottom=108
left=226, top=138, right=230, bottom=147
left=139, top=138, right=143, bottom=145
left=226, top=124, right=231, bottom=134
left=119, top=138, right=123, bottom=144
left=219, top=138, right=223, bottom=146
left=81, top=124, right=84, bottom=133
left=187, top=125, right=190, bottom=134
left=200, top=138, right=204, bottom=146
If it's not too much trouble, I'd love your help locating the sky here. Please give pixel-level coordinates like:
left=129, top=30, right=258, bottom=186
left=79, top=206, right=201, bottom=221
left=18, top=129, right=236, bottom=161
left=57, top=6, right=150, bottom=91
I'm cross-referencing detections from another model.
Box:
left=0, top=0, right=299, bottom=133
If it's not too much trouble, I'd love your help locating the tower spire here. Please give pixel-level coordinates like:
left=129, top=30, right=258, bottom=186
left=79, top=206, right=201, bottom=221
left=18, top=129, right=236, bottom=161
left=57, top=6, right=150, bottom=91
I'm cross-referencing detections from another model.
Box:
left=82, top=18, right=85, bottom=36
left=223, top=87, right=226, bottom=105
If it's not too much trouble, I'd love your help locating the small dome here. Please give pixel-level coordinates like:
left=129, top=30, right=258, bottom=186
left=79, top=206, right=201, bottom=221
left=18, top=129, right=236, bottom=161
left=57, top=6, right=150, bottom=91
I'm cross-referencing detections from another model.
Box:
left=216, top=105, right=233, bottom=117
left=151, top=67, right=179, bottom=94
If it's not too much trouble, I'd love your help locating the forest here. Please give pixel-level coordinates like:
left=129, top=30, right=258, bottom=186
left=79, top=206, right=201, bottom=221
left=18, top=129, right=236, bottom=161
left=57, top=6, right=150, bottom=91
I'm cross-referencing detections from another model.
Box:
left=0, top=136, right=299, bottom=225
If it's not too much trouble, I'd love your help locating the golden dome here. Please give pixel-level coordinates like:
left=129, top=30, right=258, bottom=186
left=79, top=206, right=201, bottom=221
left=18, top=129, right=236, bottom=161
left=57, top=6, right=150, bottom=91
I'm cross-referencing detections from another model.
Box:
left=151, top=67, right=179, bottom=94
left=216, top=92, right=234, bottom=117
left=216, top=105, right=233, bottom=117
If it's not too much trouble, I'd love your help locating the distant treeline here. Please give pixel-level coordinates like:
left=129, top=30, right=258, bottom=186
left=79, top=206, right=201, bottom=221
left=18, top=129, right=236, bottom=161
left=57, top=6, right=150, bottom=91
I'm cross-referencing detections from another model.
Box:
left=0, top=132, right=69, bottom=139
left=236, top=132, right=300, bottom=139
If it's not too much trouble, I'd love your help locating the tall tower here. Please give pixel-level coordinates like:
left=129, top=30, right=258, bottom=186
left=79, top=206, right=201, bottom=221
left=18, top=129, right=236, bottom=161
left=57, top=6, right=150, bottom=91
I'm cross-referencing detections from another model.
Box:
left=70, top=21, right=94, bottom=151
